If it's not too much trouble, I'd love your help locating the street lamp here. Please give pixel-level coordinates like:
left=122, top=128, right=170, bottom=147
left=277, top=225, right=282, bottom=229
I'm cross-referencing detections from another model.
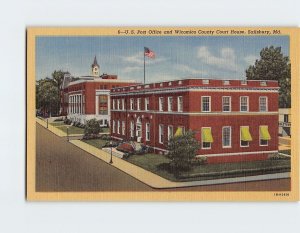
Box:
left=109, top=140, right=113, bottom=164
left=67, top=126, right=70, bottom=141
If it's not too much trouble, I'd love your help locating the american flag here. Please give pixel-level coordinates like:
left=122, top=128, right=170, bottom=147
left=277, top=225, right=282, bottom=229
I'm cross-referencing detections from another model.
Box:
left=144, top=47, right=155, bottom=58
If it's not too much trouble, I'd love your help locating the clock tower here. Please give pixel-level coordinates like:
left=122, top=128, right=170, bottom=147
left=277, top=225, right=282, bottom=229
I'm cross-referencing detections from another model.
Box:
left=91, top=56, right=100, bottom=77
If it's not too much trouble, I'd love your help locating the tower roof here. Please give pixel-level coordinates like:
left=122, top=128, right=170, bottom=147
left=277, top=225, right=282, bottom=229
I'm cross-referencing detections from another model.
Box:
left=92, top=56, right=99, bottom=68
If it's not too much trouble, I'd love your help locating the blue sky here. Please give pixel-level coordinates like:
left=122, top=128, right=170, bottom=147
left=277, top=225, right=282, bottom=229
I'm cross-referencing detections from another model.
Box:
left=36, top=36, right=289, bottom=82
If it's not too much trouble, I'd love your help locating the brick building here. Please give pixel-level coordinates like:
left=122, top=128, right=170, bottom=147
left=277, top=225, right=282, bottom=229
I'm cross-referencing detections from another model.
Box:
left=60, top=57, right=137, bottom=126
left=110, top=78, right=279, bottom=163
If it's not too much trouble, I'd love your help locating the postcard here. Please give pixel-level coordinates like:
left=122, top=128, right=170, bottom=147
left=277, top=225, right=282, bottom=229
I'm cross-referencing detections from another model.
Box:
left=27, top=27, right=299, bottom=201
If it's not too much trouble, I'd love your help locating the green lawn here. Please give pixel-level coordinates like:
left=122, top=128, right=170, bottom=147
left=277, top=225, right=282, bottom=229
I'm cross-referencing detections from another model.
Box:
left=49, top=121, right=65, bottom=126
left=82, top=138, right=109, bottom=149
left=279, top=149, right=291, bottom=155
left=101, top=128, right=110, bottom=133
left=125, top=153, right=291, bottom=182
left=56, top=125, right=85, bottom=135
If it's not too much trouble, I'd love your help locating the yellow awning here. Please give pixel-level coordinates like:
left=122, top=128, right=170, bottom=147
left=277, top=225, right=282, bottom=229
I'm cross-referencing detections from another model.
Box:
left=202, top=128, right=213, bottom=143
left=260, top=126, right=271, bottom=140
left=174, top=127, right=183, bottom=137
left=241, top=126, right=253, bottom=141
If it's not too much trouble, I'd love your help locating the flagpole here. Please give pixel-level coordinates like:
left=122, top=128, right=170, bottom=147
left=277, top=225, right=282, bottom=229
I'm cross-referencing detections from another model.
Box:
left=143, top=47, right=146, bottom=84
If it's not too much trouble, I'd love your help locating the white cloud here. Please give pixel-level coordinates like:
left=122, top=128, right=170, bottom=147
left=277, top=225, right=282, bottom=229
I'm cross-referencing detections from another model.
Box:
left=175, top=64, right=207, bottom=76
left=197, top=46, right=240, bottom=72
left=244, top=55, right=258, bottom=66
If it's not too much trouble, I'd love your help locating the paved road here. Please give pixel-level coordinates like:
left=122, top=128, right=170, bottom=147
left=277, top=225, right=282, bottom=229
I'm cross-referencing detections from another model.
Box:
left=36, top=123, right=291, bottom=192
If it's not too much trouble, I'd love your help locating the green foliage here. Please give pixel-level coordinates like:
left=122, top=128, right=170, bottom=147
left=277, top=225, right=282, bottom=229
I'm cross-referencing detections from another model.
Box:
left=167, top=130, right=200, bottom=174
left=245, top=46, right=291, bottom=108
left=36, top=70, right=68, bottom=116
left=84, top=119, right=102, bottom=136
left=36, top=78, right=60, bottom=116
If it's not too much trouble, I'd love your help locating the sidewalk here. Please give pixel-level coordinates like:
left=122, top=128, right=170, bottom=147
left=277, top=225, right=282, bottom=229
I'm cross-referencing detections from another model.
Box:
left=70, top=139, right=290, bottom=189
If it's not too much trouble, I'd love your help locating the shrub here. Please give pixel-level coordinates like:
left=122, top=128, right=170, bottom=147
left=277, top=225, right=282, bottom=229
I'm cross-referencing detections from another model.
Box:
left=167, top=130, right=200, bottom=175
left=84, top=119, right=102, bottom=136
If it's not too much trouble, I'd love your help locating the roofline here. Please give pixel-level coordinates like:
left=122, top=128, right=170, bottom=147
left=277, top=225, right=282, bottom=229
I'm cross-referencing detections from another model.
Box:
left=110, top=78, right=279, bottom=90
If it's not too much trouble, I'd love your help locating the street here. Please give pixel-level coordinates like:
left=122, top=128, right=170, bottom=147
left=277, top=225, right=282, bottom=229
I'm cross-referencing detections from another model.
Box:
left=36, top=123, right=291, bottom=192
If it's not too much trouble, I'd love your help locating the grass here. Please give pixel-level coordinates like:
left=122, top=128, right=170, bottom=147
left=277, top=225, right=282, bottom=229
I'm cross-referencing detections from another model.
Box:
left=125, top=153, right=291, bottom=182
left=82, top=138, right=109, bottom=149
left=55, top=125, right=85, bottom=135
left=279, top=149, right=291, bottom=155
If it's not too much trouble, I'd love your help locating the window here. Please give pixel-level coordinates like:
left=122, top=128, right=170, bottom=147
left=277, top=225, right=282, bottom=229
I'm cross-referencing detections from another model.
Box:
left=117, top=99, right=120, bottom=110
left=99, top=95, right=107, bottom=104
left=201, top=96, right=211, bottom=112
left=99, top=107, right=108, bottom=115
left=223, top=80, right=230, bottom=85
left=167, top=125, right=174, bottom=140
left=222, top=96, right=231, bottom=112
left=177, top=96, right=183, bottom=112
left=202, top=79, right=209, bottom=84
left=130, top=98, right=134, bottom=110
left=259, top=125, right=271, bottom=146
left=130, top=121, right=134, bottom=138
left=159, top=124, right=164, bottom=144
left=202, top=127, right=213, bottom=149
left=222, top=127, right=231, bottom=148
left=284, top=114, right=289, bottom=123
left=137, top=98, right=141, bottom=110
left=122, top=99, right=125, bottom=110
left=240, top=96, right=249, bottom=112
left=168, top=97, right=173, bottom=112
left=241, top=80, right=247, bottom=85
left=122, top=121, right=125, bottom=135
left=117, top=120, right=120, bottom=134
left=113, top=99, right=116, bottom=110
left=112, top=120, right=116, bottom=133
left=159, top=97, right=164, bottom=111
left=145, top=97, right=150, bottom=111
left=259, top=96, right=268, bottom=112
left=240, top=126, right=252, bottom=147
left=146, top=123, right=150, bottom=141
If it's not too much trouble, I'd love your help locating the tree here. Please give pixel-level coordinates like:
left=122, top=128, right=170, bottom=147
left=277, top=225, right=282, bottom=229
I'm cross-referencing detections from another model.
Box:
left=51, top=70, right=68, bottom=113
left=167, top=130, right=200, bottom=175
left=84, top=119, right=102, bottom=136
left=245, top=46, right=291, bottom=108
left=36, top=78, right=60, bottom=116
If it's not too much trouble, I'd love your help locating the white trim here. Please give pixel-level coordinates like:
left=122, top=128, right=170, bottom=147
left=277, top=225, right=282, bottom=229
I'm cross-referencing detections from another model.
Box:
left=145, top=97, right=150, bottom=111
left=259, top=96, right=268, bottom=112
left=159, top=124, right=164, bottom=144
left=201, top=96, right=211, bottom=112
left=222, top=126, right=232, bottom=148
left=159, top=97, right=164, bottom=112
left=146, top=123, right=150, bottom=141
left=167, top=125, right=174, bottom=141
left=111, top=135, right=124, bottom=140
left=167, top=96, right=173, bottom=112
left=177, top=96, right=183, bottom=112
left=110, top=86, right=279, bottom=97
left=240, top=96, right=249, bottom=112
left=222, top=96, right=231, bottom=112
left=110, top=109, right=278, bottom=116
left=197, top=150, right=278, bottom=158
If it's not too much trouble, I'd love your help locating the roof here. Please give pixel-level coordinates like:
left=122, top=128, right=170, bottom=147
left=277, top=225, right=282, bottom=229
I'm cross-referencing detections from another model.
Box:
left=91, top=56, right=99, bottom=68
